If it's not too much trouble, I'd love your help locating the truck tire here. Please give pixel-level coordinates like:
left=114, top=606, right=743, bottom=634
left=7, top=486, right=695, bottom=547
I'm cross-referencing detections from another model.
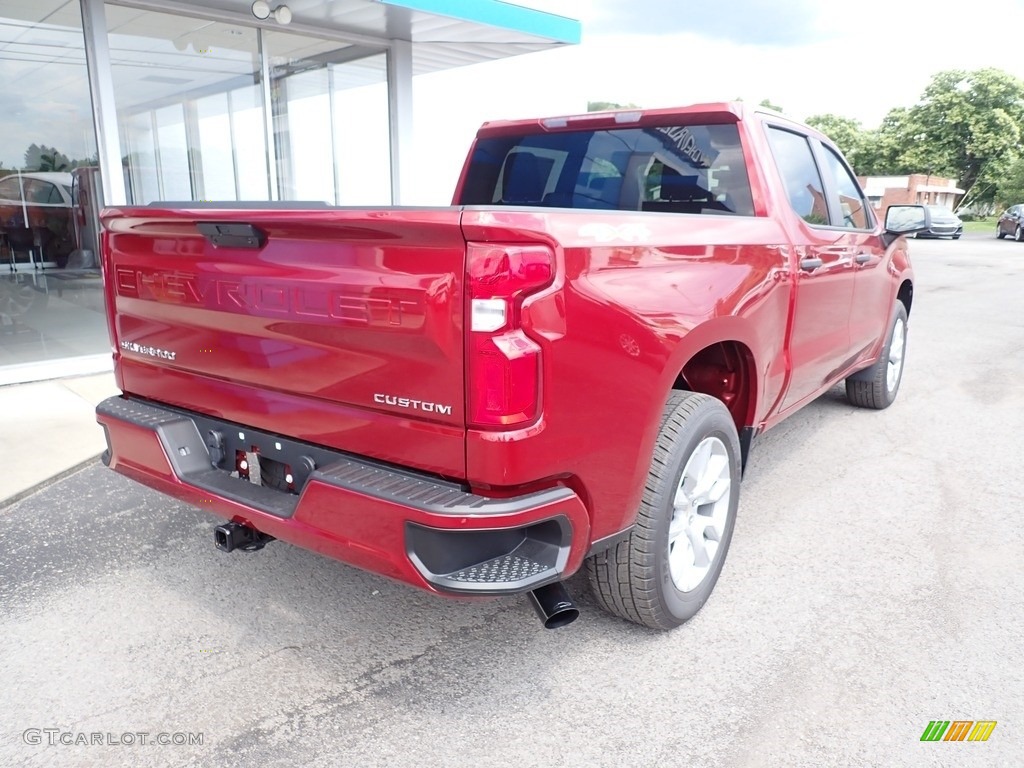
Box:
left=845, top=301, right=908, bottom=410
left=586, top=391, right=741, bottom=630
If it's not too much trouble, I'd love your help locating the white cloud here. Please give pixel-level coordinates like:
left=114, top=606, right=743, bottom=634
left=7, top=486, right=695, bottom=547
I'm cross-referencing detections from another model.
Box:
left=511, top=0, right=1024, bottom=126
left=580, top=0, right=829, bottom=45
left=404, top=0, right=1024, bottom=203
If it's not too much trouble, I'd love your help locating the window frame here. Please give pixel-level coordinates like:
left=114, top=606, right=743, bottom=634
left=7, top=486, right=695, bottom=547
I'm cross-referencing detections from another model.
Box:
left=815, top=142, right=875, bottom=231
left=460, top=123, right=755, bottom=216
left=764, top=124, right=831, bottom=228
left=764, top=122, right=877, bottom=232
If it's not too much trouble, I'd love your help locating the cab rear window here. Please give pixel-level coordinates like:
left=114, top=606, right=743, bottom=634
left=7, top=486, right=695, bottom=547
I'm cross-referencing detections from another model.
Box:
left=459, top=123, right=753, bottom=216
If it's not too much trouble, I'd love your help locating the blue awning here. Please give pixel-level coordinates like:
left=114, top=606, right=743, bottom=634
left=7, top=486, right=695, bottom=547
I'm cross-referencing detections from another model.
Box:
left=378, top=0, right=581, bottom=44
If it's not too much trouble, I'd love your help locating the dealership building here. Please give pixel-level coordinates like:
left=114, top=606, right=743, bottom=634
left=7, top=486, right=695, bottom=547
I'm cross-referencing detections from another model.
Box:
left=0, top=0, right=579, bottom=385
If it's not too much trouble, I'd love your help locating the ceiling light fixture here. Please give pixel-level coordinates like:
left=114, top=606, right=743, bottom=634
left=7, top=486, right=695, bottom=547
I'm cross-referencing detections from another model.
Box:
left=251, top=1, right=291, bottom=24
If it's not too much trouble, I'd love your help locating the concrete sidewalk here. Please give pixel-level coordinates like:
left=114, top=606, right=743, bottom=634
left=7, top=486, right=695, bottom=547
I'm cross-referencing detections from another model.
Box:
left=0, top=373, right=119, bottom=507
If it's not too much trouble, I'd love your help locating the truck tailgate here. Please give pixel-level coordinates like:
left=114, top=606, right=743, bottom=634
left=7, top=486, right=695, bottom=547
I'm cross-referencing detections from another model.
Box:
left=101, top=207, right=466, bottom=479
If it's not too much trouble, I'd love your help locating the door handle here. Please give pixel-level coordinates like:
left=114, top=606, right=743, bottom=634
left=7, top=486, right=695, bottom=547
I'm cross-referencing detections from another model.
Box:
left=855, top=252, right=871, bottom=264
left=799, top=257, right=823, bottom=270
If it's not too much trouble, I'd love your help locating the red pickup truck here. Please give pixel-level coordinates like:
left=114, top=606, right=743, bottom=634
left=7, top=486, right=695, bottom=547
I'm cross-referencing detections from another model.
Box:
left=96, top=103, right=927, bottom=630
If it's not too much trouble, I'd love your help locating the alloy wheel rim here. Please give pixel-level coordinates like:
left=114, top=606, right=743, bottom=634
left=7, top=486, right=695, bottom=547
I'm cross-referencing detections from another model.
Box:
left=668, top=436, right=732, bottom=593
left=887, top=317, right=906, bottom=393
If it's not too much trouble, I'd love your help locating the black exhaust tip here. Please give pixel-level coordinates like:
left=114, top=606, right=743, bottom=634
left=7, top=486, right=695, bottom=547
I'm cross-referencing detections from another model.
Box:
left=527, top=582, right=579, bottom=629
left=214, top=521, right=275, bottom=553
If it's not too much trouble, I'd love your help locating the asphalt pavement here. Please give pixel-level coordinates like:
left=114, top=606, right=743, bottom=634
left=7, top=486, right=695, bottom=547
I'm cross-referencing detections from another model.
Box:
left=1, top=233, right=1022, bottom=767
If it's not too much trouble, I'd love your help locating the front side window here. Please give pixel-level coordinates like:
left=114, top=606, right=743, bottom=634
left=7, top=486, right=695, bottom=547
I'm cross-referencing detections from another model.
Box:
left=460, top=123, right=754, bottom=216
left=766, top=126, right=828, bottom=226
left=821, top=146, right=870, bottom=229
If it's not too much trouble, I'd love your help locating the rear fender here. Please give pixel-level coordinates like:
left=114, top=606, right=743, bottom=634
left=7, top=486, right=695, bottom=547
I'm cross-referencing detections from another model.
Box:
left=663, top=317, right=761, bottom=421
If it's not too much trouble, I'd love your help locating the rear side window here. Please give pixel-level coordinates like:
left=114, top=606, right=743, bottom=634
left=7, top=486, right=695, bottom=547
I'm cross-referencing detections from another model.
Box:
left=460, top=123, right=754, bottom=216
left=766, top=127, right=828, bottom=226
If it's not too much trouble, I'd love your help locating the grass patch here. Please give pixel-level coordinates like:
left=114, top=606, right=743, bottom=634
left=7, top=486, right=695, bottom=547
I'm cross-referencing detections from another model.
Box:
left=962, top=217, right=996, bottom=233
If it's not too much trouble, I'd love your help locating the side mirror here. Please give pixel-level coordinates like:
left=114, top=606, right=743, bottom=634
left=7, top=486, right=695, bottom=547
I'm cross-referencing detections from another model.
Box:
left=884, top=204, right=931, bottom=234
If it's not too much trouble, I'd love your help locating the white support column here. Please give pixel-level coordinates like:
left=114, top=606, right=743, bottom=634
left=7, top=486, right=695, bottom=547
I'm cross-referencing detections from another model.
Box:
left=387, top=38, right=413, bottom=205
left=257, top=28, right=280, bottom=201
left=79, top=0, right=127, bottom=206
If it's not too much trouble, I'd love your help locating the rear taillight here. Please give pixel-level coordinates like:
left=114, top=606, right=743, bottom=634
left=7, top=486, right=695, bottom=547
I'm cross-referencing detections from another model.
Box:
left=467, top=243, right=554, bottom=428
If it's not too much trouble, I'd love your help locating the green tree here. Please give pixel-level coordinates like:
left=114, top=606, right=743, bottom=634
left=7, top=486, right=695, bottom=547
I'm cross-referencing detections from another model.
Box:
left=805, top=113, right=868, bottom=170
left=852, top=107, right=923, bottom=176
left=587, top=101, right=639, bottom=112
left=996, top=157, right=1024, bottom=206
left=23, top=143, right=43, bottom=169
left=39, top=150, right=70, bottom=172
left=903, top=68, right=1024, bottom=199
left=23, top=143, right=72, bottom=172
left=735, top=97, right=784, bottom=113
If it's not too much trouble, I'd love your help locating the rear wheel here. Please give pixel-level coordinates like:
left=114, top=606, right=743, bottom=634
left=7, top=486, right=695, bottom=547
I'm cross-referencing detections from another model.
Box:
left=586, top=391, right=741, bottom=630
left=846, top=301, right=908, bottom=410
left=1016, top=225, right=1023, bottom=242
left=997, top=225, right=1006, bottom=239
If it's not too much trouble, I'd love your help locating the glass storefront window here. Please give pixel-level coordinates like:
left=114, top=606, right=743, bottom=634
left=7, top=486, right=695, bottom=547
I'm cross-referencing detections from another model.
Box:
left=333, top=54, right=391, bottom=205
left=108, top=8, right=391, bottom=208
left=280, top=67, right=337, bottom=203
left=264, top=30, right=391, bottom=205
left=122, top=112, right=159, bottom=204
left=106, top=5, right=269, bottom=204
left=231, top=86, right=270, bottom=200
left=2, top=2, right=395, bottom=381
left=196, top=94, right=236, bottom=201
left=155, top=105, right=192, bottom=201
left=0, top=3, right=104, bottom=371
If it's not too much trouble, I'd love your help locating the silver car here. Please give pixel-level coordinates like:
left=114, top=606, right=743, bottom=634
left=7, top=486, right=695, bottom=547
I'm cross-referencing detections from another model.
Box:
left=916, top=205, right=963, bottom=239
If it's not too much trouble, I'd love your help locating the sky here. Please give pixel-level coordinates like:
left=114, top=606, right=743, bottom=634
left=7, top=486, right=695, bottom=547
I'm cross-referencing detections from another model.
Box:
left=5, top=0, right=1024, bottom=202
left=509, top=0, right=1024, bottom=124
left=405, top=0, right=1024, bottom=202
